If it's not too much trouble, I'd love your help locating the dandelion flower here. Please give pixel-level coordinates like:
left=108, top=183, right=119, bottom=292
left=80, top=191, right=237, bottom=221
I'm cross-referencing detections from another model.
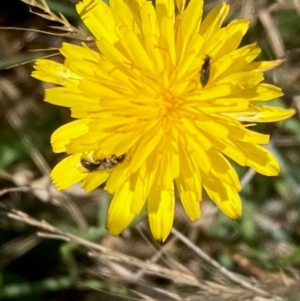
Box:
left=32, top=0, right=295, bottom=241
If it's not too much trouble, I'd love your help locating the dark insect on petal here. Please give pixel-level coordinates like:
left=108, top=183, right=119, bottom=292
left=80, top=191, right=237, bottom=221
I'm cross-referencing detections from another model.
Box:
left=200, top=55, right=211, bottom=87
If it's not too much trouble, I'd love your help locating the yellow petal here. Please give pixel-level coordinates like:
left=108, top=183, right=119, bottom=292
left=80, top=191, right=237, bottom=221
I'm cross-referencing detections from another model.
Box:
left=105, top=161, right=130, bottom=194
left=203, top=175, right=242, bottom=219
left=110, top=0, right=138, bottom=32
left=180, top=0, right=203, bottom=44
left=32, top=59, right=81, bottom=86
left=218, top=71, right=264, bottom=87
left=245, top=59, right=283, bottom=72
left=51, top=119, right=91, bottom=153
left=76, top=0, right=118, bottom=43
left=215, top=18, right=250, bottom=58
left=124, top=0, right=143, bottom=27
left=117, top=27, right=153, bottom=71
left=129, top=124, right=163, bottom=173
left=45, top=87, right=99, bottom=107
left=156, top=0, right=174, bottom=29
left=82, top=171, right=110, bottom=192
left=175, top=0, right=187, bottom=13
left=207, top=149, right=242, bottom=191
left=51, top=154, right=86, bottom=190
left=129, top=152, right=161, bottom=214
left=235, top=141, right=280, bottom=176
left=148, top=188, right=175, bottom=242
left=106, top=181, right=136, bottom=235
left=200, top=3, right=229, bottom=38
left=160, top=14, right=176, bottom=65
left=213, top=43, right=260, bottom=80
left=176, top=147, right=202, bottom=220
left=237, top=106, right=296, bottom=123
left=60, top=42, right=102, bottom=63
left=229, top=83, right=283, bottom=102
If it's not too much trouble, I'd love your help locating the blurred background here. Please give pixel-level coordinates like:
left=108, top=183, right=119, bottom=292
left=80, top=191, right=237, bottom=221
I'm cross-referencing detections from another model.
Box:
left=0, top=0, right=300, bottom=300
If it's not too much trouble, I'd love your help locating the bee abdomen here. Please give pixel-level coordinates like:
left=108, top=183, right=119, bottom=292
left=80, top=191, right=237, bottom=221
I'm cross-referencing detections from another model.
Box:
left=80, top=158, right=102, bottom=171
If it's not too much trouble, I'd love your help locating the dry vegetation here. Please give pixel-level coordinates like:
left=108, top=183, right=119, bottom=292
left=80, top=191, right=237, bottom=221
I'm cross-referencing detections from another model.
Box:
left=1, top=0, right=300, bottom=300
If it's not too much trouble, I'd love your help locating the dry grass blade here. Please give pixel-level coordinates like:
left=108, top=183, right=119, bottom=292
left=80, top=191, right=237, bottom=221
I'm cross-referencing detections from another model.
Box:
left=19, top=0, right=93, bottom=41
left=7, top=210, right=201, bottom=287
left=90, top=251, right=200, bottom=286
left=6, top=210, right=292, bottom=301
left=0, top=74, right=89, bottom=230
left=171, top=228, right=284, bottom=301
left=0, top=78, right=51, bottom=177
left=258, top=9, right=286, bottom=58
left=0, top=26, right=79, bottom=37
left=0, top=234, right=42, bottom=268
left=0, top=186, right=37, bottom=197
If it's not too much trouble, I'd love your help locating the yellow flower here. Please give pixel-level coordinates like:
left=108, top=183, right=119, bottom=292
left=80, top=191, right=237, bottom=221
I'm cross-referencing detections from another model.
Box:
left=32, top=0, right=295, bottom=241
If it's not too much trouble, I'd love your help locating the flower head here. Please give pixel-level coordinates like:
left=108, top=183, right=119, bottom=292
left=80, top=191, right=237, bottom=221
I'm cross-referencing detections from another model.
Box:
left=32, top=0, right=295, bottom=241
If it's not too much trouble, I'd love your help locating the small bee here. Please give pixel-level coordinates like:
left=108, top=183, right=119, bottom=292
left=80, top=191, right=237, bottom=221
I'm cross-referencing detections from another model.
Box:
left=80, top=154, right=125, bottom=172
left=200, top=55, right=211, bottom=87
left=100, top=154, right=125, bottom=169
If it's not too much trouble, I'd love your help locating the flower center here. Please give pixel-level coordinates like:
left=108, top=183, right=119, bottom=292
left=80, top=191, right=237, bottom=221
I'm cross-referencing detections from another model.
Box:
left=159, top=92, right=179, bottom=116
left=156, top=92, right=184, bottom=135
